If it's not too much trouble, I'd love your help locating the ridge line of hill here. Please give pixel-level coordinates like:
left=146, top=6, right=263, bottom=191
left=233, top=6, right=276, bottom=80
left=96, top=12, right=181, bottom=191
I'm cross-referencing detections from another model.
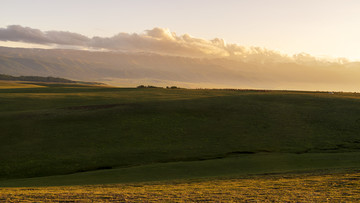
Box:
left=0, top=74, right=104, bottom=85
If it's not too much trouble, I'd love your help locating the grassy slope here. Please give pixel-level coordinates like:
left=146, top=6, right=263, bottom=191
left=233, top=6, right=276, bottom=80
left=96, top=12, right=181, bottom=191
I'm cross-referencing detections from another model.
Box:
left=1, top=81, right=360, bottom=186
left=1, top=153, right=360, bottom=187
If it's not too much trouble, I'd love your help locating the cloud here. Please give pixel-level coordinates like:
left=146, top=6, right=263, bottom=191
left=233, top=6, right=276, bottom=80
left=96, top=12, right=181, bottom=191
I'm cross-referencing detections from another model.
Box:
left=0, top=25, right=90, bottom=46
left=0, top=25, right=283, bottom=58
left=88, top=27, right=231, bottom=57
left=0, top=25, right=350, bottom=65
left=44, top=31, right=90, bottom=46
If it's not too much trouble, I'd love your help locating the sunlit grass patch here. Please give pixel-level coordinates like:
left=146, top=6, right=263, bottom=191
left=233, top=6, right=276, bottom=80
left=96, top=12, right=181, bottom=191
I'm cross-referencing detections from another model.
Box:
left=1, top=172, right=359, bottom=202
left=0, top=81, right=45, bottom=89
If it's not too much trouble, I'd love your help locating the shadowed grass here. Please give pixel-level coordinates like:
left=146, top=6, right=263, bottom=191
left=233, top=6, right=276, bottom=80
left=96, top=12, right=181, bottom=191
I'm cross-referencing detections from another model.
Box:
left=1, top=152, right=360, bottom=187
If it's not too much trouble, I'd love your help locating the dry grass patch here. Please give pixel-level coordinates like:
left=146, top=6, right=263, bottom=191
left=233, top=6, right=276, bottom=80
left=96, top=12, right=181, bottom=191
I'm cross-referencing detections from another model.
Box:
left=1, top=172, right=359, bottom=202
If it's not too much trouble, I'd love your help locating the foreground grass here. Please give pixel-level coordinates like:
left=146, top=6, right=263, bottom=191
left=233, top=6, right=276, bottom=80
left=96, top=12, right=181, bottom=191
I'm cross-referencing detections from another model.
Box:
left=1, top=171, right=359, bottom=202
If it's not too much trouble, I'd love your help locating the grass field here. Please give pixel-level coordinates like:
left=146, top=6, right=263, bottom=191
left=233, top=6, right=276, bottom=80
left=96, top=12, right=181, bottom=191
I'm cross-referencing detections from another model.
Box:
left=1, top=81, right=360, bottom=188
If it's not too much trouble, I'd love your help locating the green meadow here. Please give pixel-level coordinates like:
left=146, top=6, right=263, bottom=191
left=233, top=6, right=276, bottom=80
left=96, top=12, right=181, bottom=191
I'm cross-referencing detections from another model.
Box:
left=1, top=81, right=360, bottom=187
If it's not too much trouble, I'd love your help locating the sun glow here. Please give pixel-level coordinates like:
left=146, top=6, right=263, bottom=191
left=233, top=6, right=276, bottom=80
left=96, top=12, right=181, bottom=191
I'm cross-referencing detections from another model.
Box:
left=0, top=41, right=52, bottom=49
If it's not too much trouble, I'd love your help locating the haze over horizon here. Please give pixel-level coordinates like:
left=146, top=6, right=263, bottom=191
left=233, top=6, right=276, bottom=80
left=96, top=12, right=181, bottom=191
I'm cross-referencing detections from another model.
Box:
left=1, top=1, right=360, bottom=92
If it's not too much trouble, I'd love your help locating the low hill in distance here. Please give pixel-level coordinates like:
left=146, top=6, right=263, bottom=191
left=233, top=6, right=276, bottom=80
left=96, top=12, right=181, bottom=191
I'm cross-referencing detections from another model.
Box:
left=0, top=73, right=104, bottom=85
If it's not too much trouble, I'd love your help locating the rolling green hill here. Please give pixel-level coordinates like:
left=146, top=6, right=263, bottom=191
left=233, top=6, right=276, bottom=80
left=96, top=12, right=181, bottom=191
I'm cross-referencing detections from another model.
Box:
left=1, top=82, right=360, bottom=186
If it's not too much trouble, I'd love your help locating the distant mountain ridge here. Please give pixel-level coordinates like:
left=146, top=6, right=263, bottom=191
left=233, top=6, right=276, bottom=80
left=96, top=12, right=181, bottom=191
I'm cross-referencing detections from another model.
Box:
left=0, top=46, right=248, bottom=87
left=1, top=46, right=360, bottom=91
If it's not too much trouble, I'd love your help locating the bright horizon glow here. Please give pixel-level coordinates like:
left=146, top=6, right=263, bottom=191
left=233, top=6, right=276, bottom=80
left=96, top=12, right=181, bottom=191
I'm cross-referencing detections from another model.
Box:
left=1, top=0, right=360, bottom=61
left=0, top=41, right=52, bottom=49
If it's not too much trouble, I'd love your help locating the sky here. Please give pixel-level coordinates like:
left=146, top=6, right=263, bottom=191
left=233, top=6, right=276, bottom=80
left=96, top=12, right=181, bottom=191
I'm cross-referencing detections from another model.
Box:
left=1, top=0, right=360, bottom=61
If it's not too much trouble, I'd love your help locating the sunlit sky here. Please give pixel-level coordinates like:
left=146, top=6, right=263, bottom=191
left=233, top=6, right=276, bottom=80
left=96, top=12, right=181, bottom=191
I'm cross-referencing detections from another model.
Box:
left=1, top=0, right=360, bottom=60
